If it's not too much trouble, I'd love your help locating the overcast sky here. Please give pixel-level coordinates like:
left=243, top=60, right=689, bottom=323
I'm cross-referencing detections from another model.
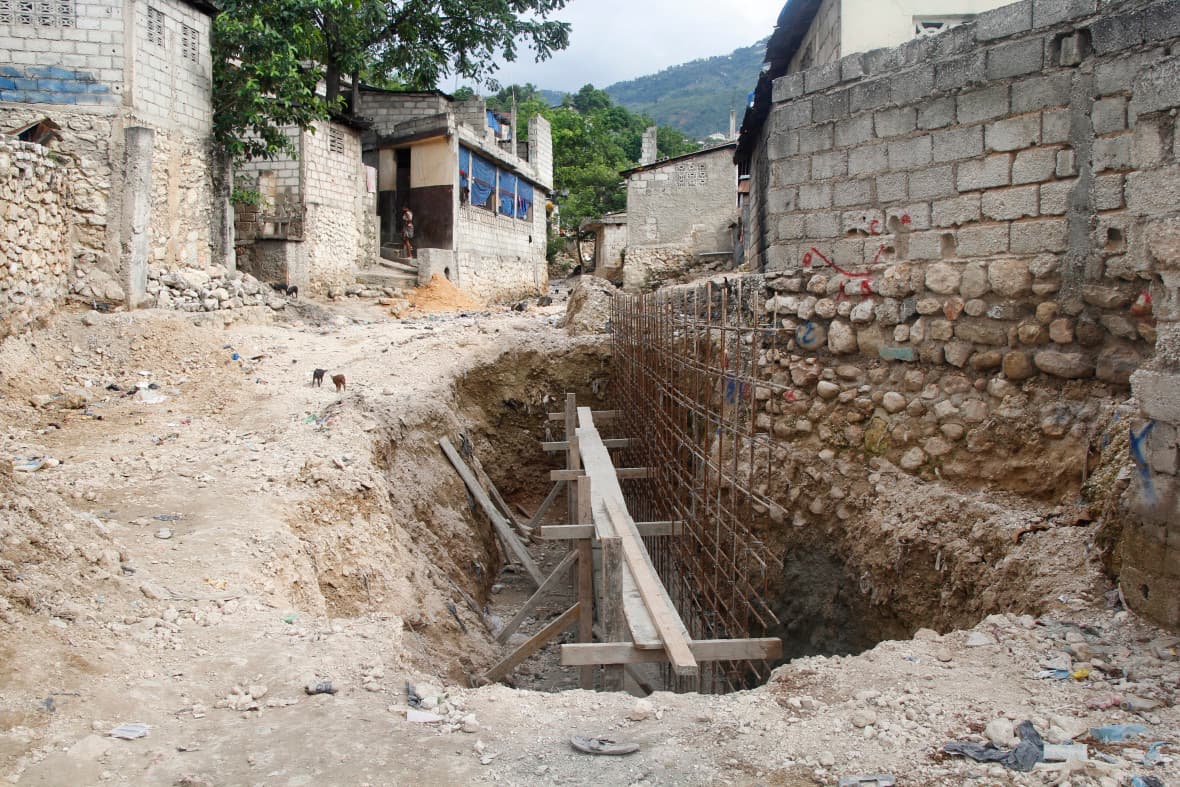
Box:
left=460, top=0, right=784, bottom=94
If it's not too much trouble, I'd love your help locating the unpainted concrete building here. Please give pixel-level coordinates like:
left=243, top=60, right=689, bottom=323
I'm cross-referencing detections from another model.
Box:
left=0, top=0, right=220, bottom=309
left=581, top=211, right=628, bottom=282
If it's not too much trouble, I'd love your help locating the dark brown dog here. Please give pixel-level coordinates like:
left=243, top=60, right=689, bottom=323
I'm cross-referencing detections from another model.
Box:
left=312, top=368, right=326, bottom=387
left=331, top=374, right=346, bottom=392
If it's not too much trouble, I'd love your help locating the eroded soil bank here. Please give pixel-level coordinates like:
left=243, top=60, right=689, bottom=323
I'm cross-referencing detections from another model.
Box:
left=0, top=295, right=1176, bottom=786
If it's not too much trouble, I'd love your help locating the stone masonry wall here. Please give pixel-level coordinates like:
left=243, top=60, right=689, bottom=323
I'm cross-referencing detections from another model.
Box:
left=0, top=137, right=72, bottom=339
left=744, top=0, right=1180, bottom=629
left=453, top=203, right=547, bottom=301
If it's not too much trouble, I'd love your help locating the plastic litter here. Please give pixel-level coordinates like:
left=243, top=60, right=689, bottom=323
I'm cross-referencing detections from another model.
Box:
left=1089, top=724, right=1148, bottom=743
left=136, top=388, right=167, bottom=404
left=943, top=720, right=1043, bottom=772
left=837, top=776, right=895, bottom=787
left=304, top=680, right=337, bottom=696
left=1035, top=669, right=1071, bottom=680
left=12, top=458, right=45, bottom=473
left=281, top=613, right=296, bottom=624
left=1143, top=742, right=1168, bottom=766
left=1043, top=743, right=1088, bottom=762
left=406, top=681, right=423, bottom=709
left=1131, top=777, right=1165, bottom=787
left=407, top=709, right=444, bottom=723
left=570, top=736, right=639, bottom=756
left=109, top=723, right=150, bottom=740
left=154, top=514, right=181, bottom=522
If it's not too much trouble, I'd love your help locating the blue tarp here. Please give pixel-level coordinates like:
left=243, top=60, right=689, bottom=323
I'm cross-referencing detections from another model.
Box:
left=486, top=111, right=501, bottom=134
left=498, top=171, right=517, bottom=216
left=470, top=152, right=496, bottom=208
left=458, top=147, right=471, bottom=191
left=516, top=180, right=533, bottom=219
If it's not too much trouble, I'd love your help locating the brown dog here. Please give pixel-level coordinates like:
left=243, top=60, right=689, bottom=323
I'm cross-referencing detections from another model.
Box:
left=331, top=374, right=346, bottom=392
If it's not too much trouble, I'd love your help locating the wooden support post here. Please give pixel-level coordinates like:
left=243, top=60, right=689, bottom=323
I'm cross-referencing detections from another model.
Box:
left=548, top=409, right=622, bottom=422
left=495, top=549, right=578, bottom=645
left=541, top=438, right=632, bottom=452
left=576, top=478, right=594, bottom=689
left=469, top=452, right=526, bottom=538
left=560, top=638, right=784, bottom=666
left=525, top=480, right=565, bottom=534
left=440, top=437, right=544, bottom=587
left=564, top=393, right=579, bottom=529
left=600, top=536, right=625, bottom=691
left=538, top=521, right=683, bottom=540
left=482, top=603, right=581, bottom=684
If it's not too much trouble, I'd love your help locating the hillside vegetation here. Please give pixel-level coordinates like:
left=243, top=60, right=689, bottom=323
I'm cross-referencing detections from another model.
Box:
left=604, top=40, right=767, bottom=140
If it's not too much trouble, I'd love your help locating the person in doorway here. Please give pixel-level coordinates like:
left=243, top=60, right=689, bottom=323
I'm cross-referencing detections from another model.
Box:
left=400, top=207, right=415, bottom=258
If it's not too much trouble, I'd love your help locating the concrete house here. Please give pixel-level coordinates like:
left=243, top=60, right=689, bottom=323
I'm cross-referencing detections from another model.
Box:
left=359, top=88, right=553, bottom=301
left=0, top=0, right=221, bottom=307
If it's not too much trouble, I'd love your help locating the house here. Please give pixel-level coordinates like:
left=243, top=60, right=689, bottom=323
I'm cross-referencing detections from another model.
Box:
left=615, top=130, right=739, bottom=291
left=580, top=211, right=628, bottom=281
left=0, top=0, right=221, bottom=307
left=360, top=88, right=553, bottom=301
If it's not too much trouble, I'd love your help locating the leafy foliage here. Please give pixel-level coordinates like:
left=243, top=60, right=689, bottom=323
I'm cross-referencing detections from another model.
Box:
left=487, top=84, right=700, bottom=231
left=605, top=39, right=767, bottom=140
left=212, top=0, right=572, bottom=161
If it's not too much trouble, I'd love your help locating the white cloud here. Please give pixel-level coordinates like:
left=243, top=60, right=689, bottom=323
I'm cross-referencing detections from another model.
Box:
left=466, top=0, right=783, bottom=94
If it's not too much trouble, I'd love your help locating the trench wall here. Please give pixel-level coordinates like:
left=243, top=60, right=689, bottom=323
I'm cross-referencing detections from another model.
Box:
left=743, top=0, right=1180, bottom=629
left=0, top=137, right=72, bottom=339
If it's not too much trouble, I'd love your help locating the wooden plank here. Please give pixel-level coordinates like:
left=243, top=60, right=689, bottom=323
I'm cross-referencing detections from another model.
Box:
left=551, top=467, right=648, bottom=481
left=576, top=477, right=594, bottom=690
left=538, top=521, right=683, bottom=540
left=560, top=638, right=784, bottom=667
left=524, top=480, right=565, bottom=536
left=440, top=437, right=544, bottom=587
left=541, top=438, right=631, bottom=452
left=548, top=409, right=622, bottom=422
left=564, top=393, right=580, bottom=539
left=495, top=550, right=578, bottom=645
left=483, top=603, right=581, bottom=684
left=600, top=536, right=626, bottom=691
left=469, top=452, right=527, bottom=538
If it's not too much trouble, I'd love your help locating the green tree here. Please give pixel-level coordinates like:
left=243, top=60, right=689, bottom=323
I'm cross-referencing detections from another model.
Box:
left=212, top=0, right=572, bottom=160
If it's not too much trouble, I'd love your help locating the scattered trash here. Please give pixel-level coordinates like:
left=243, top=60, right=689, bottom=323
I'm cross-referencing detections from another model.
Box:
left=1089, top=724, right=1148, bottom=743
left=109, top=723, right=150, bottom=740
left=837, top=776, right=895, bottom=787
left=304, top=680, right=337, bottom=696
left=13, top=458, right=46, bottom=472
left=281, top=613, right=296, bottom=624
left=1121, top=695, right=1160, bottom=712
left=1131, top=777, right=1165, bottom=787
left=40, top=697, right=55, bottom=713
left=154, top=514, right=182, bottom=522
left=155, top=528, right=172, bottom=540
left=136, top=388, right=167, bottom=405
left=1143, top=742, right=1168, bottom=766
left=1043, top=743, right=1088, bottom=762
left=943, top=720, right=1043, bottom=772
left=150, top=432, right=179, bottom=445
left=406, top=709, right=444, bottom=723
left=570, top=736, right=640, bottom=756
left=406, top=681, right=423, bottom=709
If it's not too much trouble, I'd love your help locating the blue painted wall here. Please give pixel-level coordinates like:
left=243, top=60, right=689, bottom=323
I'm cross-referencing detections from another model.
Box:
left=0, top=65, right=117, bottom=106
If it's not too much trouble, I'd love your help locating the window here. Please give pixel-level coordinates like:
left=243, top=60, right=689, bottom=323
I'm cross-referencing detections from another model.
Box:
left=181, top=23, right=199, bottom=63
left=328, top=126, right=345, bottom=155
left=146, top=6, right=164, bottom=47
left=2, top=0, right=74, bottom=27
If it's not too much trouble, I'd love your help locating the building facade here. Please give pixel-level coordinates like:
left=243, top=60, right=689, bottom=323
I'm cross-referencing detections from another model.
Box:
left=0, top=0, right=219, bottom=308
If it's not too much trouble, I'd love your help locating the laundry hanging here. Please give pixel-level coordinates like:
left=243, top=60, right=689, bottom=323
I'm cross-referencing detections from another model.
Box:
left=516, top=180, right=533, bottom=219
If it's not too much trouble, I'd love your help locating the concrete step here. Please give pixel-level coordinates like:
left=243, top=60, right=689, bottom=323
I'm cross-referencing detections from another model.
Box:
left=380, top=244, right=412, bottom=262
left=374, top=257, right=418, bottom=275
left=356, top=269, right=418, bottom=289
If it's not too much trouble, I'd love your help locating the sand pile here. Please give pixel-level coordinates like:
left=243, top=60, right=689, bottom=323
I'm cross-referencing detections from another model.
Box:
left=408, top=274, right=482, bottom=313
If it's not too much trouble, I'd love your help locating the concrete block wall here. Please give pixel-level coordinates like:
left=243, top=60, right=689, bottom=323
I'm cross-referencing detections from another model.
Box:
left=0, top=137, right=72, bottom=338
left=744, top=0, right=1180, bottom=630
left=363, top=91, right=450, bottom=138
left=130, top=0, right=212, bottom=135
left=0, top=0, right=123, bottom=104
left=790, top=0, right=840, bottom=72
left=453, top=201, right=547, bottom=301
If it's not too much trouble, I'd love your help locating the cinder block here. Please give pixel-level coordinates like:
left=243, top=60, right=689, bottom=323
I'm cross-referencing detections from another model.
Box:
left=1090, top=9, right=1147, bottom=54
left=798, top=182, right=833, bottom=210
left=1042, top=109, right=1070, bottom=144
left=834, top=178, right=873, bottom=207
left=1012, top=72, right=1071, bottom=113
left=813, top=89, right=851, bottom=122
left=1055, top=148, right=1077, bottom=177
left=1032, top=0, right=1097, bottom=29
left=850, top=79, right=892, bottom=113
left=1143, top=0, right=1180, bottom=44
left=778, top=214, right=807, bottom=240
left=1093, top=173, right=1124, bottom=211
left=918, top=97, right=956, bottom=130
left=982, top=184, right=1039, bottom=219
left=876, top=172, right=908, bottom=202
left=797, top=123, right=835, bottom=154
left=936, top=52, right=986, bottom=91
left=863, top=47, right=898, bottom=75
left=804, top=61, right=841, bottom=94
left=1040, top=179, right=1074, bottom=214
left=849, top=143, right=889, bottom=175
left=841, top=53, right=866, bottom=82
left=768, top=130, right=799, bottom=160
left=887, top=135, right=932, bottom=170
left=974, top=0, right=1033, bottom=41
left=1091, top=96, right=1127, bottom=136
left=986, top=38, right=1044, bottom=80
left=1010, top=218, right=1067, bottom=252
left=986, top=115, right=1041, bottom=152
left=1131, top=55, right=1180, bottom=118
left=772, top=73, right=805, bottom=103
left=835, top=114, right=874, bottom=147
left=956, top=225, right=1010, bottom=256
left=812, top=150, right=848, bottom=180
left=1013, top=147, right=1058, bottom=183
left=933, top=194, right=982, bottom=226
left=957, top=85, right=1010, bottom=124
left=890, top=66, right=935, bottom=106
left=957, top=154, right=1012, bottom=191
left=932, top=125, right=984, bottom=163
left=874, top=106, right=917, bottom=138
left=908, top=164, right=956, bottom=200
left=1093, top=134, right=1132, bottom=172
left=805, top=212, right=841, bottom=238
left=907, top=230, right=946, bottom=260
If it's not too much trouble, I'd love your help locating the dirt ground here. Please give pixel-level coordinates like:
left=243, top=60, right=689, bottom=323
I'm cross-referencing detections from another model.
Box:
left=0, top=288, right=1177, bottom=787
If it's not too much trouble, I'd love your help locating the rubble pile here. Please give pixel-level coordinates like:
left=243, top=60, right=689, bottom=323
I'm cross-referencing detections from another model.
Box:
left=148, top=266, right=285, bottom=312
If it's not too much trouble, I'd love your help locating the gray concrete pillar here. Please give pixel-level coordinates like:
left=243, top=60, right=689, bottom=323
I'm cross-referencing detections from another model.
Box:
left=121, top=126, right=153, bottom=308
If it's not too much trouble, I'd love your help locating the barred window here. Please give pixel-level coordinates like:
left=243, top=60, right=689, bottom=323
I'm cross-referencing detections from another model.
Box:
left=180, top=23, right=198, bottom=63
left=1, top=0, right=75, bottom=27
left=328, top=126, right=345, bottom=155
left=146, top=6, right=164, bottom=46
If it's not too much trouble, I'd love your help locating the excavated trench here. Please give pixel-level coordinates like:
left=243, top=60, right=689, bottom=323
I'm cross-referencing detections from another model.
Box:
left=327, top=345, right=1111, bottom=692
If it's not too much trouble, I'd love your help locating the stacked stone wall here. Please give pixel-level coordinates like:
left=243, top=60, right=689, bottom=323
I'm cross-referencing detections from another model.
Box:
left=0, top=137, right=72, bottom=339
left=744, top=0, right=1180, bottom=629
left=453, top=203, right=547, bottom=301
